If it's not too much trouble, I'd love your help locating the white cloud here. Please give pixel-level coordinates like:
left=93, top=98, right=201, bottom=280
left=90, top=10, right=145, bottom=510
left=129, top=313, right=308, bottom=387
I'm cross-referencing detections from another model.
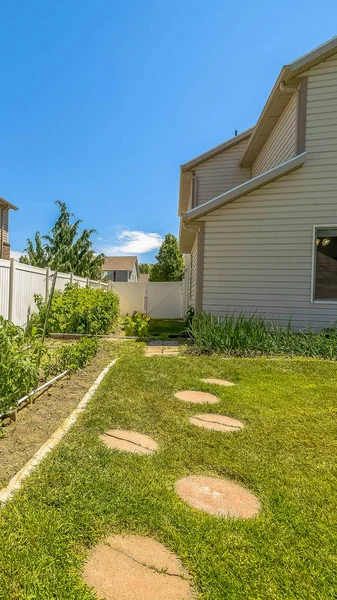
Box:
left=101, top=230, right=163, bottom=255
left=10, top=250, right=24, bottom=261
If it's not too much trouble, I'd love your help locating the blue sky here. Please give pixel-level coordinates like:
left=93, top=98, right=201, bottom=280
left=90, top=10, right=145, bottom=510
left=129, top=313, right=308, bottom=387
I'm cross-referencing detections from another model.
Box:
left=3, top=1, right=337, bottom=263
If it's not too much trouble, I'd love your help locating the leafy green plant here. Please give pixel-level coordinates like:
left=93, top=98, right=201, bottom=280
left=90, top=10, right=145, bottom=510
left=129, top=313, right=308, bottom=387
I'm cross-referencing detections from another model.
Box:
left=0, top=317, right=40, bottom=414
left=187, top=311, right=337, bottom=358
left=0, top=314, right=99, bottom=416
left=31, top=284, right=119, bottom=335
left=52, top=337, right=98, bottom=374
left=123, top=311, right=150, bottom=336
left=184, top=305, right=195, bottom=329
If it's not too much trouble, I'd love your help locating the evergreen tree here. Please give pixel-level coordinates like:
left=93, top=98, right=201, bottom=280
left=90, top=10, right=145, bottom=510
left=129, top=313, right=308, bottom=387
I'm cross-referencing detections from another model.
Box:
left=149, top=233, right=184, bottom=282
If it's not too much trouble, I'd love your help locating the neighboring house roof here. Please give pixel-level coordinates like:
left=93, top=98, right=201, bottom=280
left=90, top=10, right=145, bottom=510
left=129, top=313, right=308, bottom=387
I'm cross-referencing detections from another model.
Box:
left=183, top=153, right=307, bottom=222
left=0, top=196, right=18, bottom=211
left=240, top=35, right=337, bottom=167
left=139, top=273, right=149, bottom=282
left=104, top=256, right=138, bottom=272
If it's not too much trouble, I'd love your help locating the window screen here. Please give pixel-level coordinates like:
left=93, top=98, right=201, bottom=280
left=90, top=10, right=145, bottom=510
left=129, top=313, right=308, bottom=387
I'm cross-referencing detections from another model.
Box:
left=314, top=227, right=337, bottom=300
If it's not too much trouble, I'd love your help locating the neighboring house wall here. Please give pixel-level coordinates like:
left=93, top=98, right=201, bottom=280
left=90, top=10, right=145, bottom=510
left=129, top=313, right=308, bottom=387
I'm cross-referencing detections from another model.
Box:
left=0, top=207, right=9, bottom=259
left=105, top=270, right=128, bottom=282
left=199, top=54, right=337, bottom=329
left=129, top=263, right=138, bottom=282
left=194, top=138, right=251, bottom=207
left=252, top=93, right=298, bottom=178
left=104, top=263, right=138, bottom=282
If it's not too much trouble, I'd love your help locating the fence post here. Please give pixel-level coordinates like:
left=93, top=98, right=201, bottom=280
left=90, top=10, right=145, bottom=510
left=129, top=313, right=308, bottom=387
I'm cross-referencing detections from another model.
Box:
left=8, top=258, right=16, bottom=322
left=86, top=277, right=90, bottom=287
left=70, top=272, right=73, bottom=286
left=45, top=267, right=50, bottom=301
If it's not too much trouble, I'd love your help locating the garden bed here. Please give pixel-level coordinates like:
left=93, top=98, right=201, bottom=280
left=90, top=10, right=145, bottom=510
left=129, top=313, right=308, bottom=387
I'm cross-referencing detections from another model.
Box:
left=0, top=341, right=119, bottom=489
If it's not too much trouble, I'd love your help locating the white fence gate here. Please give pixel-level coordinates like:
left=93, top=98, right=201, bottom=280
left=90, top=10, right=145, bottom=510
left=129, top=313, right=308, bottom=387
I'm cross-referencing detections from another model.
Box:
left=0, top=258, right=107, bottom=328
left=108, top=281, right=185, bottom=319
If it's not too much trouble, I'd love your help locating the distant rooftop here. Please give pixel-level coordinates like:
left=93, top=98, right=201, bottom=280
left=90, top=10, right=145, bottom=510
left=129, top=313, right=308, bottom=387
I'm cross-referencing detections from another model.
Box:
left=104, top=256, right=138, bottom=271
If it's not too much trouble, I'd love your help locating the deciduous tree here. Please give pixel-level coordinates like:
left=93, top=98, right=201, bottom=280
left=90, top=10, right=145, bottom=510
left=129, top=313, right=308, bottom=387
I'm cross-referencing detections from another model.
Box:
left=149, top=233, right=184, bottom=282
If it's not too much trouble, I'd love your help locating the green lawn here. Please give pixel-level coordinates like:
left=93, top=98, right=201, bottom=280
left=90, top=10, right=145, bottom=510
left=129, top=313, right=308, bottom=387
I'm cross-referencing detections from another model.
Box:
left=0, top=342, right=336, bottom=599
left=148, top=318, right=185, bottom=337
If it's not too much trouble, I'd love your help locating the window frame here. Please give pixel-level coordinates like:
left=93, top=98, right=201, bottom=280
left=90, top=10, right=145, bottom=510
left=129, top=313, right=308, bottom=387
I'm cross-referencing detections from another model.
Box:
left=311, top=224, right=337, bottom=304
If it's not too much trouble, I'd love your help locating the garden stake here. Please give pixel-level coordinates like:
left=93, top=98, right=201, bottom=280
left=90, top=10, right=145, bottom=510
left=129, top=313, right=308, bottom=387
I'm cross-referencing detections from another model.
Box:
left=41, top=270, right=58, bottom=344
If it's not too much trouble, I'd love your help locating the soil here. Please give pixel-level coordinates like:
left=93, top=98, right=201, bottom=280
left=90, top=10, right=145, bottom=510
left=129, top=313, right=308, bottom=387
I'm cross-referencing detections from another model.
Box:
left=0, top=342, right=116, bottom=489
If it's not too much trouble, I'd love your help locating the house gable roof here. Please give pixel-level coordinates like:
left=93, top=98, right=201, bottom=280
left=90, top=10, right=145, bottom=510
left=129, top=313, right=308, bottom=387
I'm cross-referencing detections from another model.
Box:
left=240, top=36, right=337, bottom=167
left=178, top=128, right=253, bottom=216
left=104, top=256, right=138, bottom=272
left=183, top=153, right=307, bottom=222
left=0, top=196, right=18, bottom=211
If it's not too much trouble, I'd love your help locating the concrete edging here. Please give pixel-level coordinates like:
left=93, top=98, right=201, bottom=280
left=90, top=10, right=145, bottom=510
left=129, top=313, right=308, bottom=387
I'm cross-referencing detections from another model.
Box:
left=0, top=359, right=118, bottom=506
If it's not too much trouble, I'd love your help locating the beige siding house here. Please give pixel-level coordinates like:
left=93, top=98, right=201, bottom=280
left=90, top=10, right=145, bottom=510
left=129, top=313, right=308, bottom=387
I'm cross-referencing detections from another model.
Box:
left=0, top=197, right=18, bottom=260
left=104, top=256, right=140, bottom=282
left=179, top=37, right=337, bottom=329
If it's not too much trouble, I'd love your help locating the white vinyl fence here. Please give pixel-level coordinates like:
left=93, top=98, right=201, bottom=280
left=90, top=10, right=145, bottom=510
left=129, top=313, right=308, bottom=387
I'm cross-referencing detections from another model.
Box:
left=108, top=281, right=185, bottom=319
left=0, top=259, right=107, bottom=328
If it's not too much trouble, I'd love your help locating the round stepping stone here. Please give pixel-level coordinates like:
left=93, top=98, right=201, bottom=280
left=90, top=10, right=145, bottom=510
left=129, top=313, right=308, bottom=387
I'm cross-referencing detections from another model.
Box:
left=83, top=534, right=194, bottom=600
left=100, top=430, right=158, bottom=455
left=175, top=475, right=260, bottom=519
left=189, top=414, right=244, bottom=432
left=201, top=378, right=234, bottom=386
left=174, top=390, right=218, bottom=404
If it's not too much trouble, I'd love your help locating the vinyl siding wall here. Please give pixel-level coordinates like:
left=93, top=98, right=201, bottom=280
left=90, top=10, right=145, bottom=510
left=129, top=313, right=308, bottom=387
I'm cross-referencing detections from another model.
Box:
left=195, top=138, right=251, bottom=206
left=200, top=54, right=337, bottom=329
left=252, top=93, right=298, bottom=177
left=0, top=208, right=8, bottom=243
left=190, top=237, right=198, bottom=308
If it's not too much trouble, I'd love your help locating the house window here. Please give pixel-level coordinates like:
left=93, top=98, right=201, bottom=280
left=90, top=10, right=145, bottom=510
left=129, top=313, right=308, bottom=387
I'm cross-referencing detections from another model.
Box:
left=314, top=227, right=337, bottom=301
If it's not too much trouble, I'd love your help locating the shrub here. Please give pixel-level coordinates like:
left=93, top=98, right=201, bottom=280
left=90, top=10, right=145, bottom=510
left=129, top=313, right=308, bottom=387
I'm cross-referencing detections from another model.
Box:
left=187, top=312, right=337, bottom=358
left=123, top=311, right=150, bottom=336
left=32, top=284, right=119, bottom=335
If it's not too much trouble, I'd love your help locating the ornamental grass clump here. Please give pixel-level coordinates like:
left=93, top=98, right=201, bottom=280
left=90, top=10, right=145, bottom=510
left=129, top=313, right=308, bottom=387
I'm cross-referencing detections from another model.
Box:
left=32, top=284, right=120, bottom=335
left=187, top=312, right=337, bottom=358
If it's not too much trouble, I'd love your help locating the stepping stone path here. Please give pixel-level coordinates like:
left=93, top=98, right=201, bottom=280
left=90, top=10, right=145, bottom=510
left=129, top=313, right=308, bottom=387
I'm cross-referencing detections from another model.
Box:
left=189, top=414, right=244, bottom=432
left=145, top=341, right=180, bottom=357
left=201, top=378, right=234, bottom=386
left=174, top=390, right=218, bottom=404
left=83, top=534, right=194, bottom=600
left=100, top=430, right=158, bottom=455
left=175, top=475, right=260, bottom=519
